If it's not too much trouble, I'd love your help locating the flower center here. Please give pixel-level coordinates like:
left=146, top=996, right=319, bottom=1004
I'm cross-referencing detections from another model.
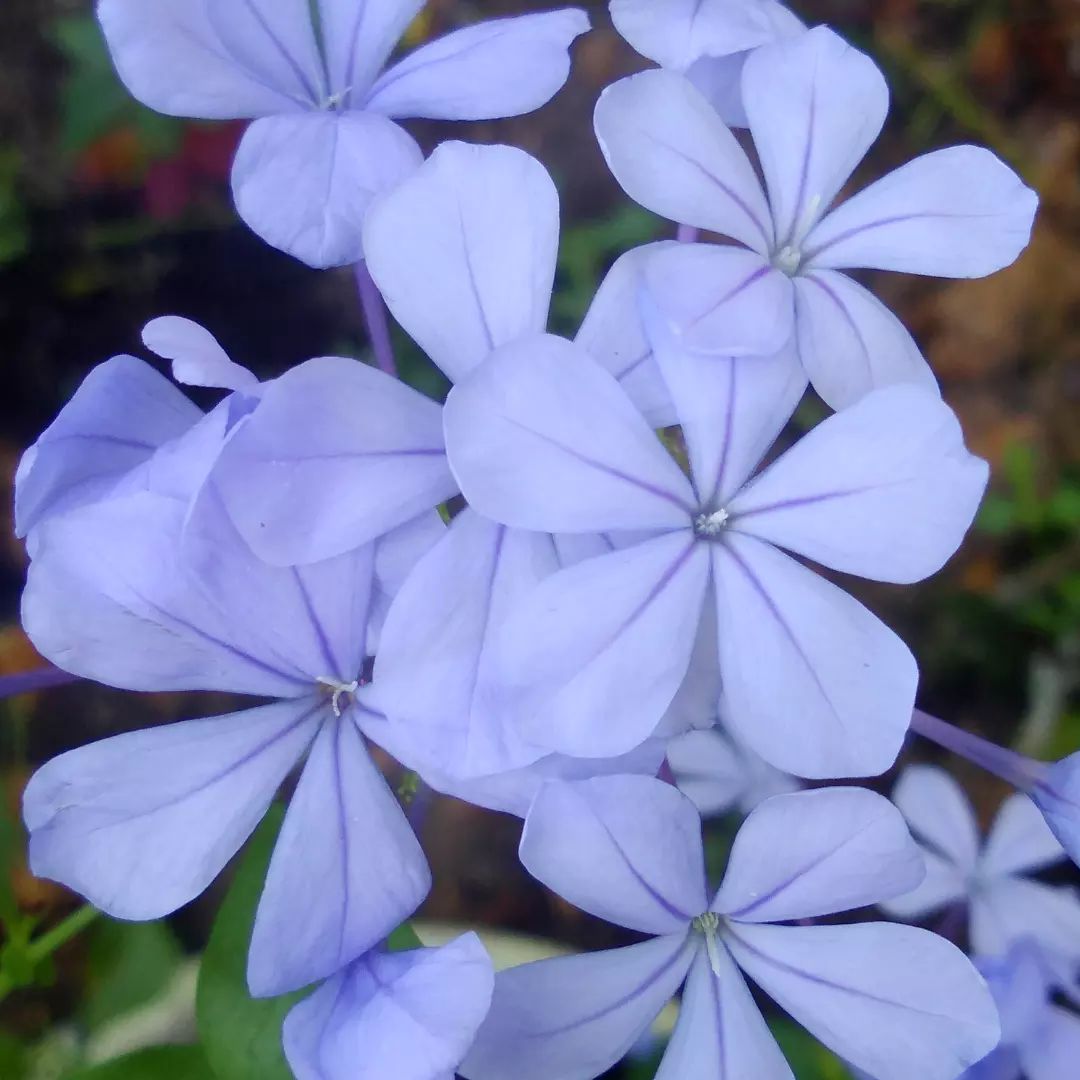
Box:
left=693, top=508, right=729, bottom=538
left=316, top=676, right=360, bottom=717
left=692, top=912, right=725, bottom=976
left=772, top=244, right=802, bottom=276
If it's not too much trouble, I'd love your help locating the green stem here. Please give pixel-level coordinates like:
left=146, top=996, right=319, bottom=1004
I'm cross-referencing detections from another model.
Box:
left=0, top=904, right=100, bottom=1003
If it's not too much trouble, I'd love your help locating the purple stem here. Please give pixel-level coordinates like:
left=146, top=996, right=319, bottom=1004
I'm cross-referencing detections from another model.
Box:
left=676, top=223, right=700, bottom=244
left=354, top=261, right=397, bottom=378
left=0, top=666, right=80, bottom=700
left=910, top=709, right=1044, bottom=791
left=407, top=780, right=436, bottom=836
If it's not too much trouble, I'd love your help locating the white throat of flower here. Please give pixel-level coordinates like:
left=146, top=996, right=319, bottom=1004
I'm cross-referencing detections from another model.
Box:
left=694, top=508, right=729, bottom=537
left=320, top=86, right=354, bottom=110
left=692, top=912, right=725, bottom=977
left=316, top=676, right=360, bottom=717
left=772, top=193, right=824, bottom=277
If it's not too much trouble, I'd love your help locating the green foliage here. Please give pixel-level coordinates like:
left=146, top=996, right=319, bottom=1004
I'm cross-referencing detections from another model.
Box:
left=52, top=14, right=182, bottom=159
left=552, top=205, right=665, bottom=329
left=770, top=1018, right=851, bottom=1078
left=80, top=920, right=184, bottom=1033
left=66, top=1045, right=214, bottom=1080
left=196, top=807, right=305, bottom=1080
left=0, top=149, right=28, bottom=266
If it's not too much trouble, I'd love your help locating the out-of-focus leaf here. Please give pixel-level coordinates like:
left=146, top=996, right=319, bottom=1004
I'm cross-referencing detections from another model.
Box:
left=0, top=149, right=27, bottom=265
left=386, top=921, right=422, bottom=952
left=66, top=1044, right=213, bottom=1079
left=770, top=1017, right=851, bottom=1078
left=0, top=1033, right=27, bottom=1076
left=196, top=806, right=304, bottom=1080
left=81, top=920, right=183, bottom=1033
left=52, top=13, right=182, bottom=160
left=553, top=205, right=664, bottom=328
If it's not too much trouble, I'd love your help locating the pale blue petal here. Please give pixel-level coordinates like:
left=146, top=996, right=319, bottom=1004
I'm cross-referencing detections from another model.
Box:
left=805, top=147, right=1039, bottom=278
left=211, top=356, right=453, bottom=565
left=444, top=334, right=696, bottom=533
left=521, top=776, right=707, bottom=934
left=283, top=933, right=493, bottom=1080
left=24, top=699, right=321, bottom=920
left=793, top=270, right=938, bottom=409
left=141, top=316, right=259, bottom=392
left=364, top=11, right=589, bottom=121
left=712, top=787, right=924, bottom=922
left=594, top=70, right=773, bottom=252
left=643, top=243, right=795, bottom=357
left=14, top=355, right=201, bottom=537
left=726, top=922, right=1001, bottom=1080
left=729, top=386, right=989, bottom=584
left=232, top=111, right=422, bottom=268
left=97, top=0, right=321, bottom=118
left=711, top=534, right=917, bottom=779
left=248, top=716, right=430, bottom=996
left=575, top=241, right=678, bottom=427
left=655, top=946, right=793, bottom=1080
left=743, top=27, right=888, bottom=249
left=494, top=534, right=710, bottom=759
left=461, top=936, right=695, bottom=1080
left=363, top=142, right=557, bottom=384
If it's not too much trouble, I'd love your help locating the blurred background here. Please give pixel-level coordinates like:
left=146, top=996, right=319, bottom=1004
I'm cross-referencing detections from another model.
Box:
left=0, top=0, right=1077, bottom=1076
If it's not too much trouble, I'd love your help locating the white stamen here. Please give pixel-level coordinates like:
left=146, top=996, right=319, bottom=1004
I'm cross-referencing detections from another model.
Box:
left=693, top=912, right=725, bottom=977
left=316, top=676, right=359, bottom=717
left=694, top=508, right=730, bottom=537
left=321, top=86, right=354, bottom=110
left=773, top=193, right=825, bottom=276
left=773, top=245, right=802, bottom=276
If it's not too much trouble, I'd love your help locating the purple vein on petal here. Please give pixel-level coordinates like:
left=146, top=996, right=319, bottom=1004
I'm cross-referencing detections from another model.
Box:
left=717, top=543, right=841, bottom=726
left=732, top=480, right=907, bottom=523
left=722, top=815, right=881, bottom=921
left=595, top=812, right=697, bottom=924
left=783, top=74, right=818, bottom=247
left=238, top=0, right=323, bottom=105
left=291, top=567, right=345, bottom=682
left=83, top=701, right=326, bottom=831
left=132, top=584, right=313, bottom=689
left=705, top=359, right=738, bottom=505
left=539, top=938, right=693, bottom=1037
left=724, top=923, right=972, bottom=1023
left=803, top=209, right=1005, bottom=266
left=633, top=129, right=772, bottom=250
left=504, top=417, right=695, bottom=514
left=331, top=720, right=351, bottom=964
left=800, top=273, right=873, bottom=382
left=456, top=199, right=496, bottom=352
left=685, top=264, right=774, bottom=335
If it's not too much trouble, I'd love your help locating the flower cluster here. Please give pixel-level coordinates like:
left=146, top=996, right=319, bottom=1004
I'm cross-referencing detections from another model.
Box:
left=12, top=1, right=1077, bottom=1078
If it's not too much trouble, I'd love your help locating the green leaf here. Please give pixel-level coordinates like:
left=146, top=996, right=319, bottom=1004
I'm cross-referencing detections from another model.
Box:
left=66, top=1045, right=213, bottom=1080
left=386, top=921, right=422, bottom=953
left=770, top=1018, right=851, bottom=1078
left=196, top=807, right=307, bottom=1080
left=81, top=920, right=183, bottom=1032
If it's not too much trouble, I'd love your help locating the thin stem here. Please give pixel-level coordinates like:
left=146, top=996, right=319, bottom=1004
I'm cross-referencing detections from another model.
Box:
left=0, top=904, right=100, bottom=1003
left=406, top=780, right=435, bottom=836
left=354, top=261, right=397, bottom=378
left=676, top=223, right=700, bottom=244
left=910, top=709, right=1043, bottom=790
left=0, top=667, right=80, bottom=700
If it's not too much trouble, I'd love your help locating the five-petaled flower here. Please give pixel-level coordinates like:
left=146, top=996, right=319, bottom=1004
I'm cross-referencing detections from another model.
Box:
left=98, top=0, right=589, bottom=266
left=461, top=776, right=999, bottom=1080
left=594, top=26, right=1038, bottom=408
